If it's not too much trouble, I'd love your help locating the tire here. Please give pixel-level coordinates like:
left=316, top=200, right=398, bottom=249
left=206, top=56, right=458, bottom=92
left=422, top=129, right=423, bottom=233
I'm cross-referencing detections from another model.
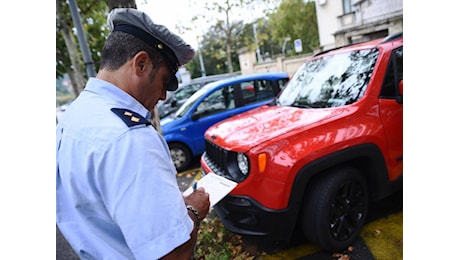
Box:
left=301, top=166, right=368, bottom=252
left=169, top=142, right=192, bottom=172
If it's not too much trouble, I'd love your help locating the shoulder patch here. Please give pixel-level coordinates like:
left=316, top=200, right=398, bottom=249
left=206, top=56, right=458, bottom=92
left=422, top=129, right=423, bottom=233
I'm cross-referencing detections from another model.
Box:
left=111, top=108, right=151, bottom=127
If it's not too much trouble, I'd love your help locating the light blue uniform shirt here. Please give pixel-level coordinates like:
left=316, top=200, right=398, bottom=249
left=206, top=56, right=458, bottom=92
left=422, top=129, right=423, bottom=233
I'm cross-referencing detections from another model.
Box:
left=56, top=78, right=194, bottom=259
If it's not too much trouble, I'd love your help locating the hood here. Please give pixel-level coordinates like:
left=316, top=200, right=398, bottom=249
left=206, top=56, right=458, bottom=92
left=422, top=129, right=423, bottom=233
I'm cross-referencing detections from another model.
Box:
left=206, top=106, right=344, bottom=150
left=160, top=113, right=184, bottom=133
left=160, top=115, right=175, bottom=126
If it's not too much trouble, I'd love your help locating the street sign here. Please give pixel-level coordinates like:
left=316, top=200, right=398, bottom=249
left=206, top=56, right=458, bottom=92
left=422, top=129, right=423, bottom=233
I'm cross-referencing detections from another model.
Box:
left=294, top=39, right=302, bottom=53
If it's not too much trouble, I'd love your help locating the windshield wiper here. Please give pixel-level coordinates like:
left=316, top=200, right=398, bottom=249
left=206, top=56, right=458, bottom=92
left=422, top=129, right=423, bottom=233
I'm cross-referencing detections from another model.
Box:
left=291, top=100, right=313, bottom=108
left=308, top=101, right=330, bottom=108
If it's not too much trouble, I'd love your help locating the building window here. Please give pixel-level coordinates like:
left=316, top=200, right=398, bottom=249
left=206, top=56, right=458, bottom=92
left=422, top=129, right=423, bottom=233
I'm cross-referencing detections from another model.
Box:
left=343, top=0, right=355, bottom=13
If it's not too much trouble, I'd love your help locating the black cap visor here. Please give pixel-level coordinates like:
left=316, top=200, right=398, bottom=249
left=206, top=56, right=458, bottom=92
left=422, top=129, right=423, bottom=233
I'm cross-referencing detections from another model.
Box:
left=167, top=76, right=178, bottom=91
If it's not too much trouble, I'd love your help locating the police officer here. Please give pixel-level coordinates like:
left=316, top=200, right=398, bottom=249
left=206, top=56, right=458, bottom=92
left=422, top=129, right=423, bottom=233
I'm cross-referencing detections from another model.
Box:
left=56, top=8, right=210, bottom=259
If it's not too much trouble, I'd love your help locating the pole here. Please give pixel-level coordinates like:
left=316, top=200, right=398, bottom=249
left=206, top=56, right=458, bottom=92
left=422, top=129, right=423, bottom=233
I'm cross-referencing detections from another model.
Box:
left=199, top=50, right=206, bottom=77
left=253, top=23, right=262, bottom=63
left=196, top=36, right=206, bottom=77
left=282, top=37, right=291, bottom=55
left=67, top=0, right=96, bottom=78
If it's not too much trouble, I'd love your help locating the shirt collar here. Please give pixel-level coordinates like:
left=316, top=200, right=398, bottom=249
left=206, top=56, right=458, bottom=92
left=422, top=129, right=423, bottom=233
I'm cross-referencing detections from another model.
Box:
left=84, top=78, right=151, bottom=119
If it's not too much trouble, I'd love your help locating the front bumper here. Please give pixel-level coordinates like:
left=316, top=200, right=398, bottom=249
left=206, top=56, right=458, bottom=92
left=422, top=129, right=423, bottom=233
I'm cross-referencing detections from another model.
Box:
left=214, top=194, right=295, bottom=242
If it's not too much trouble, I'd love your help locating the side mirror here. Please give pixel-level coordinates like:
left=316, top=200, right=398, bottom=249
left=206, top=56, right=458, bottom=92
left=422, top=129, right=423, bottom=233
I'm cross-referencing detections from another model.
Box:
left=396, top=80, right=403, bottom=104
left=191, top=113, right=200, bottom=121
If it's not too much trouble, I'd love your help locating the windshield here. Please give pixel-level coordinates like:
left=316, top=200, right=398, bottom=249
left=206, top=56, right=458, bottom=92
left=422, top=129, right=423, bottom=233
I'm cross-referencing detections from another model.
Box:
left=175, top=86, right=210, bottom=118
left=174, top=83, right=202, bottom=101
left=277, top=48, right=379, bottom=108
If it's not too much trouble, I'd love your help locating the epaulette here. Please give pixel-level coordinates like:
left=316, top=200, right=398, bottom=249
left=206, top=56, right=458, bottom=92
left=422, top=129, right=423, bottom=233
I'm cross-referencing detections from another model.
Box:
left=111, top=108, right=151, bottom=127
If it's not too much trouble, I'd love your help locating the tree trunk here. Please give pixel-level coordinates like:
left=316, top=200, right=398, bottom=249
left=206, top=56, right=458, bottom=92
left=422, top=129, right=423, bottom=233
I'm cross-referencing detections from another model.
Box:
left=56, top=0, right=86, bottom=96
left=224, top=4, right=233, bottom=73
left=67, top=70, right=82, bottom=97
left=226, top=39, right=233, bottom=73
left=61, top=26, right=86, bottom=95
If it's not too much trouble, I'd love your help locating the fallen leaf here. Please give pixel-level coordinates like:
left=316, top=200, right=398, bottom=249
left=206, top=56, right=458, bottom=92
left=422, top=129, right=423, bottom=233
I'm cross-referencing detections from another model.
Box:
left=338, top=254, right=350, bottom=260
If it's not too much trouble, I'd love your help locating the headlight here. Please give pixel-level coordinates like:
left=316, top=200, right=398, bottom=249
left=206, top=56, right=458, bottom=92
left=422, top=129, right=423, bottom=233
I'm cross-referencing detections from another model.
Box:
left=237, top=152, right=249, bottom=175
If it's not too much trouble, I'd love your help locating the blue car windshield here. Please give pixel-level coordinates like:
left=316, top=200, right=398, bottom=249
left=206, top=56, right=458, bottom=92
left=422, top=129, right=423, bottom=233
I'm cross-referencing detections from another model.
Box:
left=175, top=86, right=210, bottom=118
left=277, top=48, right=379, bottom=108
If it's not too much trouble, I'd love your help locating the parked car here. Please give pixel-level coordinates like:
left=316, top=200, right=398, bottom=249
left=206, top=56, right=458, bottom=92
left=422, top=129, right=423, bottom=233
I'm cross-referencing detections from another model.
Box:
left=158, top=73, right=240, bottom=119
left=200, top=33, right=403, bottom=251
left=161, top=72, right=290, bottom=172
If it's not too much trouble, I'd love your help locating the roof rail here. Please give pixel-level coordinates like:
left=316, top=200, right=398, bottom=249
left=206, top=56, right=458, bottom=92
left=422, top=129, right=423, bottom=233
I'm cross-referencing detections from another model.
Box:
left=312, top=45, right=347, bottom=57
left=313, top=32, right=403, bottom=57
left=380, top=32, right=403, bottom=43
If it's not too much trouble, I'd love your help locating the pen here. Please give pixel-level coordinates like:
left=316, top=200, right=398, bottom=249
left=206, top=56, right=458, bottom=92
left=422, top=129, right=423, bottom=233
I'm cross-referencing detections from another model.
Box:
left=192, top=181, right=198, bottom=191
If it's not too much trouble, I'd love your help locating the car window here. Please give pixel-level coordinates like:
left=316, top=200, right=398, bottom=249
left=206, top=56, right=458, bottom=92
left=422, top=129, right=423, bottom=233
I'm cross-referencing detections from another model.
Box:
left=194, top=86, right=235, bottom=118
left=254, top=80, right=278, bottom=101
left=278, top=49, right=379, bottom=108
left=278, top=78, right=289, bottom=90
left=240, top=81, right=255, bottom=100
left=380, top=47, right=403, bottom=98
left=235, top=79, right=280, bottom=105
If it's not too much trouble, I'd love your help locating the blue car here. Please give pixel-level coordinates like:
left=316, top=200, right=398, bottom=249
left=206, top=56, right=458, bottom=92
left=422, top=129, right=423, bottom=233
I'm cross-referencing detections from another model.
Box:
left=158, top=73, right=240, bottom=118
left=161, top=72, right=290, bottom=172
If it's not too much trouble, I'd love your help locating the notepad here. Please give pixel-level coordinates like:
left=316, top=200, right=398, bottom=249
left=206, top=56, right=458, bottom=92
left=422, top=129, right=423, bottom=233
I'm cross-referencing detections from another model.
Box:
left=183, top=172, right=237, bottom=207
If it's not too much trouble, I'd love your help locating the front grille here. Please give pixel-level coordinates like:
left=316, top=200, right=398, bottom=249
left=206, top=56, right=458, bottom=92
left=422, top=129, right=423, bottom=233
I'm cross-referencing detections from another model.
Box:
left=204, top=139, right=248, bottom=182
left=204, top=139, right=229, bottom=178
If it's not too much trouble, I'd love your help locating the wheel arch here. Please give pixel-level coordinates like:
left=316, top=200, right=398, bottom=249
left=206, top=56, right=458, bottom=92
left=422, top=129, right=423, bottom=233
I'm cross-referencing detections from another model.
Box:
left=291, top=143, right=392, bottom=205
left=282, top=143, right=395, bottom=240
left=165, top=131, right=202, bottom=156
left=167, top=140, right=192, bottom=152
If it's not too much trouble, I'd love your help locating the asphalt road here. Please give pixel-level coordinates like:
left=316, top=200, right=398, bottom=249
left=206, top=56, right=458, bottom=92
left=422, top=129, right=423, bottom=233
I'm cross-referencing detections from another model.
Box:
left=56, top=226, right=79, bottom=259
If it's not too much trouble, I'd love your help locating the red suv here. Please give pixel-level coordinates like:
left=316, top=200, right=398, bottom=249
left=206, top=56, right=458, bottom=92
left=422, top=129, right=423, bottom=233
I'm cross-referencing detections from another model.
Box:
left=200, top=32, right=403, bottom=251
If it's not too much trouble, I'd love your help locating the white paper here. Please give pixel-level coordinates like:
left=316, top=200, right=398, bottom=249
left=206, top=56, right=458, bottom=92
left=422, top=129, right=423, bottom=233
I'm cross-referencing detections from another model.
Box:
left=183, top=172, right=237, bottom=207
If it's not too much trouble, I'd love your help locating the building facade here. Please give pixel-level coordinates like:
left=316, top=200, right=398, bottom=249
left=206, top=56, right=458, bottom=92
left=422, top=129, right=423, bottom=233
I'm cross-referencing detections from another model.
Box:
left=238, top=0, right=403, bottom=76
left=315, top=0, right=403, bottom=50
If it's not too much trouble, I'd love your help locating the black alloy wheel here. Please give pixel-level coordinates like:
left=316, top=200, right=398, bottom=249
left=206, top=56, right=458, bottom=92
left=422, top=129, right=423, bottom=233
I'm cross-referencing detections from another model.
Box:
left=301, top=166, right=369, bottom=251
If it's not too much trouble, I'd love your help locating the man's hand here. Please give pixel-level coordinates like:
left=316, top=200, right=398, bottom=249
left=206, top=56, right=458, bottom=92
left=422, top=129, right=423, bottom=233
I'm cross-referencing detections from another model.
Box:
left=184, top=187, right=210, bottom=221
